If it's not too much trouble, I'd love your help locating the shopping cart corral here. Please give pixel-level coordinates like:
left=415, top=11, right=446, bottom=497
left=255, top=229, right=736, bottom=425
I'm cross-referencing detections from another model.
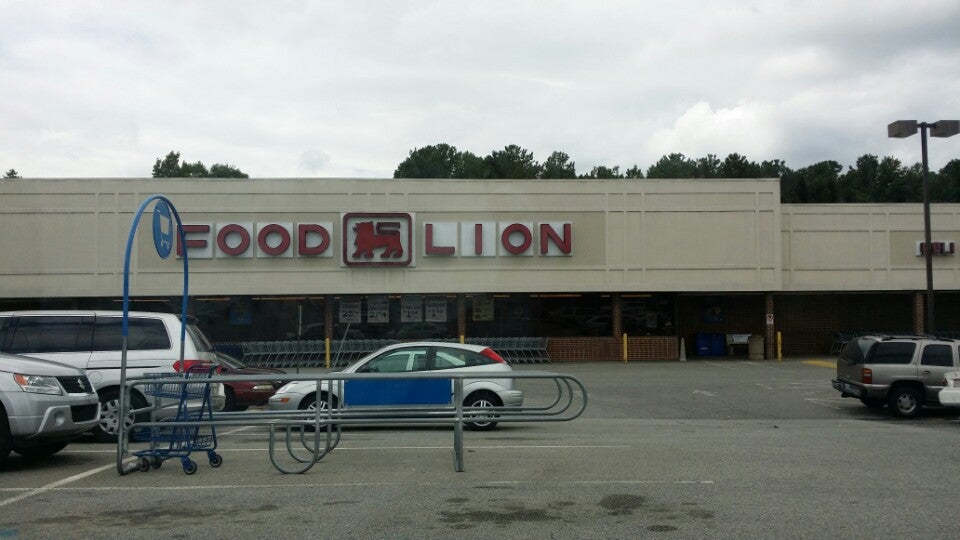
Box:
left=116, top=370, right=587, bottom=475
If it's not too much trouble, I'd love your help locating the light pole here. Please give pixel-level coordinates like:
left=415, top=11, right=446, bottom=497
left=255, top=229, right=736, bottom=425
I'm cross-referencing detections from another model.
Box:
left=888, top=119, right=960, bottom=334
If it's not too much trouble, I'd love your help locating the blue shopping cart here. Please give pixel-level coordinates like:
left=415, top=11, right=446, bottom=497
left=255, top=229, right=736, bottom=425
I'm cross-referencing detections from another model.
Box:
left=133, top=365, right=222, bottom=474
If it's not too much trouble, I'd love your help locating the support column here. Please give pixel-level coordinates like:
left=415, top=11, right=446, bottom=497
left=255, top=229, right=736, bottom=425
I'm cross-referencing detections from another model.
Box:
left=764, top=293, right=775, bottom=360
left=913, top=292, right=925, bottom=334
left=324, top=295, right=334, bottom=342
left=612, top=293, right=623, bottom=339
left=457, top=294, right=466, bottom=340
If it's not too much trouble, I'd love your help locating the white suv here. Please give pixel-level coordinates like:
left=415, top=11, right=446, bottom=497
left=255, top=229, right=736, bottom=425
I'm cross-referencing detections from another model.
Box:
left=1, top=352, right=100, bottom=462
left=0, top=311, right=223, bottom=442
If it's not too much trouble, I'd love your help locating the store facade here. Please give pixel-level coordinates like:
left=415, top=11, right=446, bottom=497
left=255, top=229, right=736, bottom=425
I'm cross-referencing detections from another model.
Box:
left=2, top=177, right=960, bottom=360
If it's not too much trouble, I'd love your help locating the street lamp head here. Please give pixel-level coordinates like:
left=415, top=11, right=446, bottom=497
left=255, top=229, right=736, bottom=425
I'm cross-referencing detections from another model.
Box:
left=931, top=120, right=960, bottom=138
left=888, top=120, right=919, bottom=138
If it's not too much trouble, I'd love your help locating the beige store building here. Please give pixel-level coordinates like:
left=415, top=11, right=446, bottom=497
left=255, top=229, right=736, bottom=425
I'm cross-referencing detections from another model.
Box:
left=2, top=177, right=960, bottom=361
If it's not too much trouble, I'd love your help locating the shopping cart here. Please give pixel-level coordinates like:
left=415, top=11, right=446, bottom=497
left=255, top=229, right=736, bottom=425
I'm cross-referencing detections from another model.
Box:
left=133, top=365, right=222, bottom=474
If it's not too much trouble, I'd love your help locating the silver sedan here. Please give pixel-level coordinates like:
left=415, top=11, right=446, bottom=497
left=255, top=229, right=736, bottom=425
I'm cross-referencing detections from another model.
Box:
left=268, top=342, right=523, bottom=430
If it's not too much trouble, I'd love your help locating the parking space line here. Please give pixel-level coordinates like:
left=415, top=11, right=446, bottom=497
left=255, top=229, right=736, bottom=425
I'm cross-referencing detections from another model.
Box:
left=0, top=463, right=114, bottom=508
left=0, top=478, right=715, bottom=495
left=62, top=444, right=630, bottom=455
left=804, top=398, right=845, bottom=410
left=218, top=425, right=257, bottom=436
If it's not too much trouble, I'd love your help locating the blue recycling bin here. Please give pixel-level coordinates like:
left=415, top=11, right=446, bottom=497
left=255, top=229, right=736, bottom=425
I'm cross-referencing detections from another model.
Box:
left=696, top=333, right=725, bottom=356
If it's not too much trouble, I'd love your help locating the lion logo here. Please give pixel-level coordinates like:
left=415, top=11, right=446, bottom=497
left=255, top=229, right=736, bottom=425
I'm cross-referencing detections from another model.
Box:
left=352, top=221, right=404, bottom=259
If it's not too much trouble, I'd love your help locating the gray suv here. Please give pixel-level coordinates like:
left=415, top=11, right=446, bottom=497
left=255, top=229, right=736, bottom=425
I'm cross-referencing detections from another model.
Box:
left=1, top=352, right=100, bottom=462
left=832, top=335, right=959, bottom=418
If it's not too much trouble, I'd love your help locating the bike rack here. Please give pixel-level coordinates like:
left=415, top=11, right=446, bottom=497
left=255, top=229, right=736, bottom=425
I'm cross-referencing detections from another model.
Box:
left=117, top=370, right=587, bottom=474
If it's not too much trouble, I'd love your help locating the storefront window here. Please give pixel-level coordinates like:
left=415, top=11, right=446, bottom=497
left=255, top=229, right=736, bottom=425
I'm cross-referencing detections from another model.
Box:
left=330, top=295, right=457, bottom=340
left=621, top=294, right=676, bottom=336
left=0, top=292, right=676, bottom=343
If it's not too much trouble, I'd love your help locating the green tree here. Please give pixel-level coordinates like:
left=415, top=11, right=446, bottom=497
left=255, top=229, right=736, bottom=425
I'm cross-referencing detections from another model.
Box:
left=393, top=144, right=490, bottom=178
left=152, top=151, right=183, bottom=177
left=152, top=151, right=248, bottom=178
left=624, top=165, right=644, bottom=179
left=838, top=154, right=914, bottom=203
left=718, top=153, right=761, bottom=177
left=695, top=154, right=721, bottom=178
left=879, top=157, right=915, bottom=202
left=932, top=159, right=960, bottom=202
left=208, top=163, right=249, bottom=178
left=451, top=151, right=490, bottom=178
left=179, top=161, right=209, bottom=178
left=759, top=159, right=790, bottom=178
left=580, top=165, right=623, bottom=179
left=485, top=145, right=542, bottom=179
left=646, top=153, right=697, bottom=178
left=780, top=160, right=842, bottom=203
left=540, top=151, right=577, bottom=179
left=3, top=169, right=20, bottom=179
left=394, top=144, right=461, bottom=178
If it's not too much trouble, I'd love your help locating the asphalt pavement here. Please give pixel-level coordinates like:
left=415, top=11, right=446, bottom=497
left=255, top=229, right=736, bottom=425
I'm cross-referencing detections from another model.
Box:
left=2, top=358, right=959, bottom=539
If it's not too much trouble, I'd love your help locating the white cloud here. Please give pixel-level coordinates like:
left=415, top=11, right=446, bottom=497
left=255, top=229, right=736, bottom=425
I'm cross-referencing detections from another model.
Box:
left=1, top=0, right=959, bottom=178
left=644, top=101, right=781, bottom=163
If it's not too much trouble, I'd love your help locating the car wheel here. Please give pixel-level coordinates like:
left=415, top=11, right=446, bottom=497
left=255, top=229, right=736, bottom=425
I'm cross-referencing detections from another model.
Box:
left=299, top=392, right=338, bottom=412
left=464, top=391, right=502, bottom=431
left=0, top=410, right=12, bottom=462
left=13, top=441, right=69, bottom=459
left=298, top=392, right=338, bottom=431
left=93, top=389, right=148, bottom=443
left=887, top=386, right=923, bottom=418
left=859, top=397, right=886, bottom=408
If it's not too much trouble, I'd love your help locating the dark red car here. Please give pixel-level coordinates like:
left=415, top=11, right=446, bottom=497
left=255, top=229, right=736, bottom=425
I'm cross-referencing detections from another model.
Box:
left=215, top=352, right=285, bottom=411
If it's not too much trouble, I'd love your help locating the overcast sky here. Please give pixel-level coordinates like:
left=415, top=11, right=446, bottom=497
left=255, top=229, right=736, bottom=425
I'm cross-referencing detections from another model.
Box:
left=2, top=1, right=959, bottom=178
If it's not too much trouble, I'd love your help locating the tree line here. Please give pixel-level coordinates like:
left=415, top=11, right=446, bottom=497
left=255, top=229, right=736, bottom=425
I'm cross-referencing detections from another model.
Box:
left=393, top=143, right=960, bottom=204
left=8, top=146, right=960, bottom=204
left=151, top=151, right=248, bottom=178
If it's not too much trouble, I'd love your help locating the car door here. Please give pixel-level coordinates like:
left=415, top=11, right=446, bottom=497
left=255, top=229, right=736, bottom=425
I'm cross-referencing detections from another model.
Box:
left=346, top=346, right=441, bottom=406
left=918, top=342, right=957, bottom=401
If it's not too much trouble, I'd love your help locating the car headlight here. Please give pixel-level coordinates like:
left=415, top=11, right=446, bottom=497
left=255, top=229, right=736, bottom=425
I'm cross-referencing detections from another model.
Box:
left=13, top=373, right=64, bottom=395
left=275, top=383, right=296, bottom=394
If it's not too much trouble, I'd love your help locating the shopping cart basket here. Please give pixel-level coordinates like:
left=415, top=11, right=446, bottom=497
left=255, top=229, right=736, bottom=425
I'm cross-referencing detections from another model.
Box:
left=133, top=365, right=222, bottom=474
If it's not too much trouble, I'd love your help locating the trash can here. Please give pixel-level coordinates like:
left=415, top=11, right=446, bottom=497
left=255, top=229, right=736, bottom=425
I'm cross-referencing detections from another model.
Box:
left=748, top=335, right=764, bottom=360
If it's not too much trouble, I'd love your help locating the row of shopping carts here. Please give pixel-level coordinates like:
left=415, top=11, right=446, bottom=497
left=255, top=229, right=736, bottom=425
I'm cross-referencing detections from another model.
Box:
left=463, top=337, right=551, bottom=363
left=239, top=339, right=401, bottom=368
left=233, top=337, right=551, bottom=369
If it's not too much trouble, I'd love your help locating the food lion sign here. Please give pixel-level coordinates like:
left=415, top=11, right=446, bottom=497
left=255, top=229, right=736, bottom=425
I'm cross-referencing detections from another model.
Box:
left=177, top=212, right=572, bottom=267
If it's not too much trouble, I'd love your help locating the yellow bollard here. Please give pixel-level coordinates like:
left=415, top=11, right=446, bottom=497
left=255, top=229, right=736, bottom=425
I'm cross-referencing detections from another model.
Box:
left=460, top=334, right=465, bottom=344
left=777, top=332, right=782, bottom=362
left=623, top=333, right=628, bottom=363
left=325, top=337, right=331, bottom=369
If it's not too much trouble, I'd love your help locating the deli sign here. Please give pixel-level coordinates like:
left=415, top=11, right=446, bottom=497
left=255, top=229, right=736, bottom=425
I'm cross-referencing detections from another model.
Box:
left=177, top=213, right=572, bottom=267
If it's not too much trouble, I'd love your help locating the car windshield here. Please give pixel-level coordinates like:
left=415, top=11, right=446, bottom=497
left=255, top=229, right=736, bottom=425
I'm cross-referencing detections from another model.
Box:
left=187, top=323, right=215, bottom=353
left=839, top=338, right=873, bottom=364
left=216, top=354, right=245, bottom=370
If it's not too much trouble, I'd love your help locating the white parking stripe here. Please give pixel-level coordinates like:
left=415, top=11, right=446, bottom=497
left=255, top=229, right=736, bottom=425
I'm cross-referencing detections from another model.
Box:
left=61, top=444, right=631, bottom=455
left=0, top=463, right=114, bottom=507
left=218, top=425, right=256, bottom=436
left=804, top=398, right=845, bottom=410
left=0, top=478, right=714, bottom=494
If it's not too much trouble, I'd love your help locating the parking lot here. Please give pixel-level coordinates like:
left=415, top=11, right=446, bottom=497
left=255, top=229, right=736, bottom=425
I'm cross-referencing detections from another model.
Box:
left=2, top=359, right=960, bottom=539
